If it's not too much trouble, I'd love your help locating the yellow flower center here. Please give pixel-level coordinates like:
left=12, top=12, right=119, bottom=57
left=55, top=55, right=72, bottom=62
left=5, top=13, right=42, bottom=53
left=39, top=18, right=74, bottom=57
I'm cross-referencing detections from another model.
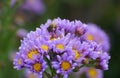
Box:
left=27, top=49, right=39, bottom=59
left=73, top=50, right=82, bottom=60
left=33, top=62, right=42, bottom=72
left=88, top=68, right=97, bottom=78
left=56, top=44, right=64, bottom=50
left=87, top=34, right=94, bottom=41
left=18, top=58, right=22, bottom=65
left=41, top=45, right=49, bottom=51
left=61, top=61, right=71, bottom=71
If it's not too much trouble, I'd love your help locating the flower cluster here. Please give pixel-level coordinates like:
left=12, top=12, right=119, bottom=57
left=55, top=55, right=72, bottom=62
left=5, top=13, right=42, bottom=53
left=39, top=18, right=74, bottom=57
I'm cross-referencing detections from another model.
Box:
left=13, top=18, right=110, bottom=78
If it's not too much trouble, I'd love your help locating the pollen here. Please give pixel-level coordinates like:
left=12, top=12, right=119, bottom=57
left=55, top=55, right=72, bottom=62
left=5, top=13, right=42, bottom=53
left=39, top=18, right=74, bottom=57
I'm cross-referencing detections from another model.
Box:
left=73, top=50, right=82, bottom=60
left=41, top=45, right=49, bottom=51
left=18, top=58, right=22, bottom=65
left=61, top=61, right=71, bottom=71
left=27, top=49, right=39, bottom=59
left=88, top=68, right=97, bottom=78
left=33, top=62, right=42, bottom=72
left=87, top=34, right=94, bottom=41
left=56, top=44, right=64, bottom=50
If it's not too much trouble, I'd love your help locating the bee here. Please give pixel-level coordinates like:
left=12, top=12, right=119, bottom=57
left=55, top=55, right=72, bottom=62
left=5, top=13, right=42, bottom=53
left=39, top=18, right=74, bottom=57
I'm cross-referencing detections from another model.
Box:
left=47, top=21, right=57, bottom=32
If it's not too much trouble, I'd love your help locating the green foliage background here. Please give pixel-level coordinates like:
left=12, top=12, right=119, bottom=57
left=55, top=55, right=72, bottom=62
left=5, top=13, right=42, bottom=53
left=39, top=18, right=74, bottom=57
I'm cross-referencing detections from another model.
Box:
left=0, top=0, right=120, bottom=78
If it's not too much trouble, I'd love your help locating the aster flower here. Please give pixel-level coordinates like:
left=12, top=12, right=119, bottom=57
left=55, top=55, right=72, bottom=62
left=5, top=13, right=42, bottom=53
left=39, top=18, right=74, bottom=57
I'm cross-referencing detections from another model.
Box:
left=25, top=69, right=40, bottom=78
left=84, top=23, right=110, bottom=51
left=10, top=0, right=16, bottom=6
left=67, top=39, right=89, bottom=63
left=71, top=67, right=103, bottom=78
left=97, top=52, right=110, bottom=70
left=86, top=67, right=103, bottom=78
left=21, top=0, right=45, bottom=14
left=52, top=53, right=77, bottom=78
left=39, top=38, right=51, bottom=54
left=82, top=41, right=110, bottom=70
left=52, top=34, right=71, bottom=53
left=87, top=41, right=103, bottom=60
left=13, top=52, right=24, bottom=70
left=16, top=28, right=28, bottom=38
left=73, top=20, right=87, bottom=36
left=19, top=39, right=41, bottom=63
left=25, top=57, right=47, bottom=78
left=26, top=28, right=50, bottom=42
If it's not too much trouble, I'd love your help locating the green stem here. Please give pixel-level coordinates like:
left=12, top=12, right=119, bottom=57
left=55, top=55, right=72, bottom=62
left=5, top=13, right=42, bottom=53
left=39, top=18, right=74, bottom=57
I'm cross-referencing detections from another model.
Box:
left=73, top=65, right=84, bottom=72
left=44, top=71, right=52, bottom=78
left=44, top=55, right=55, bottom=78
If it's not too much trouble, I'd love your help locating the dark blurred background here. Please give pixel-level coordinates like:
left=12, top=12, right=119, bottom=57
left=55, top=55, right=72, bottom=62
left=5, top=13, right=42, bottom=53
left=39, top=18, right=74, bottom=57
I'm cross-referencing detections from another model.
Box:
left=0, top=0, right=120, bottom=78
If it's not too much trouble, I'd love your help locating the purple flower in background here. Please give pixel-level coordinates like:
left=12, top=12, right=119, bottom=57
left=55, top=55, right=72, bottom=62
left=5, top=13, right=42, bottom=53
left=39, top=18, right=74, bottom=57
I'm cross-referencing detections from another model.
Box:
left=10, top=0, right=16, bottom=6
left=73, top=67, right=103, bottom=78
left=21, top=0, right=45, bottom=14
left=86, top=67, right=103, bottom=78
left=16, top=28, right=28, bottom=38
left=25, top=69, right=40, bottom=78
left=85, top=23, right=110, bottom=51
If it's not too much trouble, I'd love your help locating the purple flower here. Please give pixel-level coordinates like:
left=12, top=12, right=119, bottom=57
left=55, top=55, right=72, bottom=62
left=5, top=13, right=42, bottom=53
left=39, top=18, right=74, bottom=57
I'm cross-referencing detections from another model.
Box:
left=67, top=39, right=89, bottom=63
left=86, top=67, right=103, bottom=78
left=25, top=69, right=40, bottom=78
left=10, top=0, right=16, bottom=6
left=87, top=41, right=102, bottom=60
left=19, top=38, right=42, bottom=63
left=52, top=34, right=71, bottom=53
left=13, top=52, right=24, bottom=70
left=16, top=28, right=28, bottom=38
left=73, top=21, right=87, bottom=36
left=73, top=67, right=103, bottom=78
left=83, top=41, right=110, bottom=70
left=52, top=53, right=77, bottom=78
left=25, top=57, right=47, bottom=77
left=97, top=52, right=110, bottom=70
left=85, top=23, right=110, bottom=51
left=21, top=0, right=45, bottom=14
left=38, top=38, right=52, bottom=54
